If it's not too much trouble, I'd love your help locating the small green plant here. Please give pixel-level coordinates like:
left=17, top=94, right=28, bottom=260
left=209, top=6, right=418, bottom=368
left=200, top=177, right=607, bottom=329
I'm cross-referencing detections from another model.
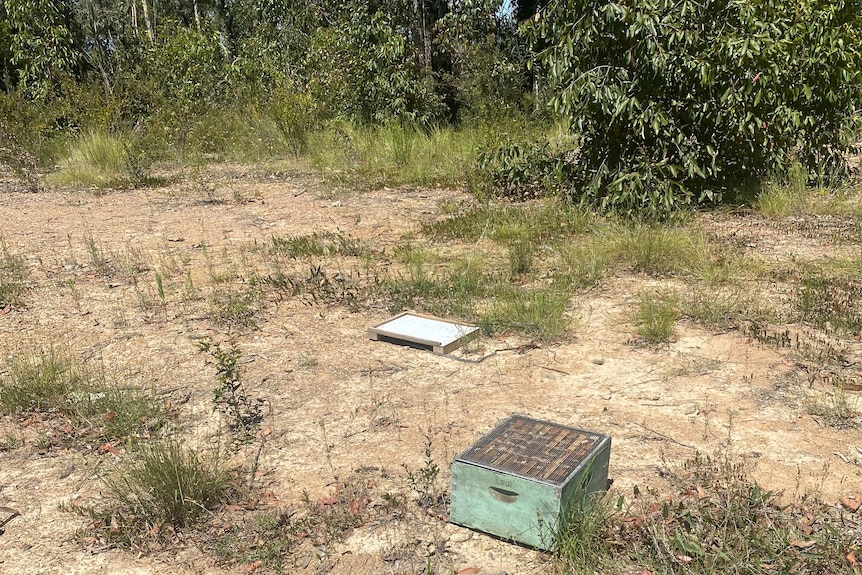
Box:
left=103, top=439, right=232, bottom=530
left=634, top=292, right=679, bottom=344
left=0, top=239, right=28, bottom=308
left=403, top=431, right=443, bottom=513
left=269, top=232, right=365, bottom=259
left=199, top=339, right=263, bottom=440
left=208, top=285, right=264, bottom=329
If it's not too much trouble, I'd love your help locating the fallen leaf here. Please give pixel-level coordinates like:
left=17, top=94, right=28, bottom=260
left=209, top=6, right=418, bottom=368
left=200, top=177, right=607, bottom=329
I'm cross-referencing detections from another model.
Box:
left=349, top=499, right=360, bottom=515
left=260, top=427, right=272, bottom=437
left=675, top=555, right=693, bottom=563
left=105, top=411, right=116, bottom=421
left=245, top=560, right=262, bottom=573
left=847, top=550, right=858, bottom=567
left=0, top=306, right=10, bottom=315
left=21, top=417, right=35, bottom=427
left=840, top=496, right=862, bottom=512
left=456, top=568, right=481, bottom=575
left=149, top=521, right=162, bottom=537
left=790, top=540, right=817, bottom=549
left=840, top=381, right=862, bottom=392
left=97, top=443, right=120, bottom=455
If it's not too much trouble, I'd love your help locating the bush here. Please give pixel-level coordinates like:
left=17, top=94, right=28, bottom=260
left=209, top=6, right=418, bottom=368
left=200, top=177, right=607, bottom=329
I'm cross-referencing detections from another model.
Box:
left=526, top=0, right=862, bottom=217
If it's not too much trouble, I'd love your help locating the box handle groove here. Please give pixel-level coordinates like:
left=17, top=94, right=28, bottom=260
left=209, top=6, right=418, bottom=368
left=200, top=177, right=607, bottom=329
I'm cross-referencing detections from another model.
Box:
left=489, top=486, right=519, bottom=503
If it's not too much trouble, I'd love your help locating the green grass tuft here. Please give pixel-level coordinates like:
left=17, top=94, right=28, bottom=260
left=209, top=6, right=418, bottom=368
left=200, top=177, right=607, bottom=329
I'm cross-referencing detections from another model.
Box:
left=49, top=132, right=129, bottom=188
left=633, top=292, right=678, bottom=344
left=104, top=439, right=232, bottom=528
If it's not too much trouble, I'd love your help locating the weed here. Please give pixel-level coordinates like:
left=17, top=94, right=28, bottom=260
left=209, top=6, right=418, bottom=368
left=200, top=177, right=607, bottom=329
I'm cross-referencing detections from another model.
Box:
left=0, top=239, right=28, bottom=308
left=103, top=439, right=232, bottom=530
left=555, top=240, right=611, bottom=291
left=755, top=163, right=810, bottom=217
left=806, top=382, right=861, bottom=429
left=208, top=284, right=264, bottom=329
left=509, top=240, right=534, bottom=277
left=199, top=339, right=264, bottom=441
left=423, top=199, right=592, bottom=244
left=798, top=276, right=862, bottom=334
left=0, top=349, right=89, bottom=413
left=633, top=292, right=679, bottom=344
left=555, top=452, right=854, bottom=574
left=612, top=225, right=718, bottom=279
left=403, top=431, right=443, bottom=513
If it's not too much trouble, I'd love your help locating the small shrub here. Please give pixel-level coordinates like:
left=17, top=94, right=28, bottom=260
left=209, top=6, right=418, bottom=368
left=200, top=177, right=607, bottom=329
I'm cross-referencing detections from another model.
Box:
left=199, top=339, right=263, bottom=441
left=104, top=439, right=231, bottom=528
left=476, top=136, right=578, bottom=201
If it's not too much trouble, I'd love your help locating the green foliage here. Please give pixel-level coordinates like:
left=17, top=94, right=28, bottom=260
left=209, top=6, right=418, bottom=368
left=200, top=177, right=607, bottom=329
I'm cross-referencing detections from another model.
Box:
left=199, top=339, right=263, bottom=439
left=434, top=0, right=528, bottom=120
left=527, top=0, right=862, bottom=218
left=477, top=135, right=579, bottom=200
left=104, top=439, right=231, bottom=528
left=1, top=0, right=78, bottom=98
left=307, top=9, right=443, bottom=125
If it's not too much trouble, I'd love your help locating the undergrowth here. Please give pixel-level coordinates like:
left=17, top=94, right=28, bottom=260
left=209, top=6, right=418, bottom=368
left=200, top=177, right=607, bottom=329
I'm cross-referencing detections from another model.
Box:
left=0, top=349, right=164, bottom=443
left=555, top=453, right=855, bottom=574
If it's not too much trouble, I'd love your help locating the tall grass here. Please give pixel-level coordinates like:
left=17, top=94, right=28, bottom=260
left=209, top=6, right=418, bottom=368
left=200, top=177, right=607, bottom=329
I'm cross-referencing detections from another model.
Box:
left=49, top=131, right=129, bottom=188
left=308, top=122, right=521, bottom=188
left=0, top=348, right=164, bottom=441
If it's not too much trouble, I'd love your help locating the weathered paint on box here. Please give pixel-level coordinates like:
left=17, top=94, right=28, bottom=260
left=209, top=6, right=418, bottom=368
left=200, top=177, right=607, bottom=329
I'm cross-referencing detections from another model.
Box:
left=449, top=421, right=611, bottom=551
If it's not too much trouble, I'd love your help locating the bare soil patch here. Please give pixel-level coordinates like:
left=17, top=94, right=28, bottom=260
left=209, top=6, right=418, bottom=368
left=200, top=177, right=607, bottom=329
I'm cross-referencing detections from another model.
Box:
left=1, top=166, right=861, bottom=574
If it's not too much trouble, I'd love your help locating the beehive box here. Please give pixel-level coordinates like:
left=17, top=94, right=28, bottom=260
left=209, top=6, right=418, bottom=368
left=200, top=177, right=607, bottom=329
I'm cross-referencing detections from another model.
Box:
left=450, top=415, right=611, bottom=550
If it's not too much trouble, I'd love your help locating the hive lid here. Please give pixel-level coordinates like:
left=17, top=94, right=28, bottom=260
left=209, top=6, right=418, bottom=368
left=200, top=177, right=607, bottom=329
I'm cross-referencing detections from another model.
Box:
left=368, top=311, right=479, bottom=354
left=455, top=415, right=609, bottom=487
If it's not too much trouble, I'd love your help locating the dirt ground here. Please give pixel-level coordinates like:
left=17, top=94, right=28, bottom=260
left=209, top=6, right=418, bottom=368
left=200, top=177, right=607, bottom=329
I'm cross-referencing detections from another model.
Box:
left=1, top=165, right=860, bottom=575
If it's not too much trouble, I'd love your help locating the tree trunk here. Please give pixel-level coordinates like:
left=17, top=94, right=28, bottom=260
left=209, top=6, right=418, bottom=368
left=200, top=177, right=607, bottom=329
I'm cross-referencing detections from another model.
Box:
left=140, top=0, right=154, bottom=43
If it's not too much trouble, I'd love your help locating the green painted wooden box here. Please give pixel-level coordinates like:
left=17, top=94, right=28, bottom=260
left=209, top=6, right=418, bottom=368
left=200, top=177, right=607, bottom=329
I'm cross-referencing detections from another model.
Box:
left=450, top=415, right=611, bottom=550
